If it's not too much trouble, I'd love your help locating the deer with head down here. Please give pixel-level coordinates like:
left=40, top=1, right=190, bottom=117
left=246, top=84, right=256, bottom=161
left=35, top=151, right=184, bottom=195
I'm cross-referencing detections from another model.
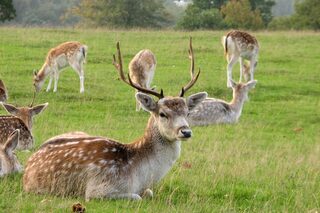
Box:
left=33, top=41, right=88, bottom=93
left=129, top=49, right=156, bottom=111
left=0, top=129, right=22, bottom=177
left=222, top=30, right=259, bottom=87
left=0, top=95, right=48, bottom=150
left=23, top=39, right=207, bottom=201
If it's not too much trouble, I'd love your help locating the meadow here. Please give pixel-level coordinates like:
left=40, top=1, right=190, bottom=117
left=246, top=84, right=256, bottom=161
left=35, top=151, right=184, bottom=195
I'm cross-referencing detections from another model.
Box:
left=0, top=27, right=319, bottom=212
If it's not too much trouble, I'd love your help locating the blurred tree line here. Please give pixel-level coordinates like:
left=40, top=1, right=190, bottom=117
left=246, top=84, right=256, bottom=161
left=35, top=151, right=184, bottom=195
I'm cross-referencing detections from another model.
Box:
left=0, top=0, right=319, bottom=30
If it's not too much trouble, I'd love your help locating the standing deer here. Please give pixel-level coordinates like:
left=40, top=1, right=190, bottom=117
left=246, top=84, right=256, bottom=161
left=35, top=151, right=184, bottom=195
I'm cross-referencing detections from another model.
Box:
left=0, top=79, right=8, bottom=102
left=222, top=30, right=259, bottom=87
left=129, top=49, right=156, bottom=111
left=0, top=102, right=48, bottom=150
left=23, top=40, right=207, bottom=201
left=0, top=129, right=22, bottom=177
left=33, top=41, right=88, bottom=93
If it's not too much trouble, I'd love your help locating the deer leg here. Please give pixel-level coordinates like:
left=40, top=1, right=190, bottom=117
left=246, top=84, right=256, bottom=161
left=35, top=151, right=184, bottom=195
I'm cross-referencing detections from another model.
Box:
left=46, top=73, right=53, bottom=92
left=70, top=62, right=84, bottom=93
left=250, top=58, right=256, bottom=81
left=239, top=57, right=244, bottom=83
left=227, top=55, right=238, bottom=88
left=53, top=70, right=59, bottom=92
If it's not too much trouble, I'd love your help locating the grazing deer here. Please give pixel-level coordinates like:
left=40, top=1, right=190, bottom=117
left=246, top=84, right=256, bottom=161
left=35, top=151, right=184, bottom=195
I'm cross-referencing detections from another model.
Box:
left=0, top=129, right=22, bottom=177
left=222, top=30, right=259, bottom=87
left=0, top=79, right=8, bottom=102
left=23, top=39, right=207, bottom=201
left=188, top=79, right=257, bottom=126
left=129, top=49, right=156, bottom=111
left=33, top=41, right=88, bottom=93
left=0, top=102, right=48, bottom=150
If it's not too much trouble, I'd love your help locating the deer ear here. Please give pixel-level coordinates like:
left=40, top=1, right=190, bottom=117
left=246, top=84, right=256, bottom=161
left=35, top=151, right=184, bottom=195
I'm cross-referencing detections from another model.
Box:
left=31, top=103, right=48, bottom=116
left=187, top=92, right=207, bottom=111
left=246, top=80, right=257, bottom=90
left=1, top=103, right=19, bottom=115
left=5, top=129, right=20, bottom=154
left=136, top=93, right=157, bottom=112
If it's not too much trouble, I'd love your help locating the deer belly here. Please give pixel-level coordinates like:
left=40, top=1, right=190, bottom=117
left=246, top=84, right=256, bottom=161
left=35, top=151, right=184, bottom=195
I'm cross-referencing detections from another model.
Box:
left=56, top=56, right=69, bottom=69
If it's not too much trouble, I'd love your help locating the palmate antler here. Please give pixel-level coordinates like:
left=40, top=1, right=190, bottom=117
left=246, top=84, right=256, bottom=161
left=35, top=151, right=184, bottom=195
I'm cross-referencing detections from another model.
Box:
left=179, top=37, right=200, bottom=97
left=112, top=42, right=164, bottom=99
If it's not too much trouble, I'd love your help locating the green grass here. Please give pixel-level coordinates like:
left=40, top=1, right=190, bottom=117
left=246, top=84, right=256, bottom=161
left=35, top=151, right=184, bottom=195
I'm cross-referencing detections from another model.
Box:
left=0, top=28, right=319, bottom=212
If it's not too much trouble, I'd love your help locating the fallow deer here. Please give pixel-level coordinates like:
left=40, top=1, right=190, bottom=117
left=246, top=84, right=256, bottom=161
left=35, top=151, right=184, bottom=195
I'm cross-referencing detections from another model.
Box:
left=0, top=101, right=48, bottom=150
left=33, top=41, right=88, bottom=93
left=0, top=129, right=22, bottom=177
left=188, top=79, right=257, bottom=126
left=0, top=79, right=8, bottom=102
left=129, top=49, right=156, bottom=111
left=23, top=39, right=207, bottom=201
left=222, top=30, right=259, bottom=87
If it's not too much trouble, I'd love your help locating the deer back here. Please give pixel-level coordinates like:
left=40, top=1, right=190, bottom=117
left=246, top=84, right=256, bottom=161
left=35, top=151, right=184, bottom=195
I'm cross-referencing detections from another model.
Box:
left=129, top=49, right=156, bottom=88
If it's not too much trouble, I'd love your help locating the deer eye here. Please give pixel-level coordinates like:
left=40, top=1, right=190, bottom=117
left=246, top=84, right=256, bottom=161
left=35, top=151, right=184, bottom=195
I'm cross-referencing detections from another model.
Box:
left=159, top=112, right=167, bottom=118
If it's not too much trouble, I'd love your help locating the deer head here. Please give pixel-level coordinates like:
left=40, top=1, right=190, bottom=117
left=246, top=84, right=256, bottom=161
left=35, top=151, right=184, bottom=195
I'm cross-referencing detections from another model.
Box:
left=1, top=102, right=48, bottom=130
left=113, top=39, right=207, bottom=142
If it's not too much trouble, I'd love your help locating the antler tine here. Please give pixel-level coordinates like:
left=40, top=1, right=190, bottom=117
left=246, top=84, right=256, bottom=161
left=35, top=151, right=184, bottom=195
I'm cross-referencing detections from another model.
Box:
left=113, top=42, right=164, bottom=99
left=29, top=90, right=36, bottom=107
left=179, top=37, right=200, bottom=97
left=188, top=37, right=195, bottom=79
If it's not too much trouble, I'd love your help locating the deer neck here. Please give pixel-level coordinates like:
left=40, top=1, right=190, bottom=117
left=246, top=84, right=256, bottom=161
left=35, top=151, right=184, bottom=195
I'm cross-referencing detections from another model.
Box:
left=129, top=116, right=181, bottom=155
left=37, top=63, right=51, bottom=82
left=229, top=92, right=246, bottom=114
left=0, top=155, right=12, bottom=175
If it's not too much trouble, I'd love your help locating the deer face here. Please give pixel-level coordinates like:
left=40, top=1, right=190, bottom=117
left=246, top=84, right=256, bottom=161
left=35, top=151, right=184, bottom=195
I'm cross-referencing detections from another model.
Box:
left=1, top=103, right=48, bottom=130
left=33, top=72, right=44, bottom=92
left=136, top=92, right=207, bottom=142
left=0, top=130, right=22, bottom=176
left=230, top=80, right=257, bottom=102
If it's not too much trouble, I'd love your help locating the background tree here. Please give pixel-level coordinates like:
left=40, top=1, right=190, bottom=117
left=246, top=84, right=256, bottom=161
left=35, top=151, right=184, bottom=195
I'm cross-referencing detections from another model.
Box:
left=291, top=0, right=320, bottom=30
left=221, top=0, right=264, bottom=30
left=12, top=0, right=78, bottom=26
left=0, top=0, right=16, bottom=22
left=249, top=0, right=275, bottom=25
left=71, top=0, right=171, bottom=28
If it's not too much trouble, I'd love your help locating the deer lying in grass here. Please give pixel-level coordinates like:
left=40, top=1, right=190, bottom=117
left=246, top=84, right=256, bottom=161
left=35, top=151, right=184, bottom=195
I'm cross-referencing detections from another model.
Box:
left=222, top=30, right=259, bottom=87
left=0, top=79, right=8, bottom=102
left=129, top=49, right=156, bottom=111
left=188, top=79, right=257, bottom=126
left=33, top=41, right=88, bottom=93
left=0, top=101, right=48, bottom=150
left=23, top=39, right=207, bottom=201
left=0, top=129, right=22, bottom=177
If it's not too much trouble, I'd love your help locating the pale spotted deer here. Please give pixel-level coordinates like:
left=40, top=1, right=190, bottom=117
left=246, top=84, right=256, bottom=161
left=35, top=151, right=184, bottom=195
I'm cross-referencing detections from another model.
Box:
left=33, top=41, right=88, bottom=93
left=0, top=102, right=48, bottom=150
left=0, top=129, right=22, bottom=177
left=0, top=79, right=8, bottom=102
left=23, top=39, right=207, bottom=201
left=188, top=79, right=257, bottom=126
left=129, top=49, right=156, bottom=111
left=222, top=30, right=259, bottom=87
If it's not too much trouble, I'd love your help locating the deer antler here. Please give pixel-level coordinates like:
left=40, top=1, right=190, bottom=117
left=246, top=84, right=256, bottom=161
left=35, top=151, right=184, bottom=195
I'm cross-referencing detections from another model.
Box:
left=113, top=42, right=164, bottom=99
left=29, top=90, right=36, bottom=107
left=179, top=37, right=200, bottom=97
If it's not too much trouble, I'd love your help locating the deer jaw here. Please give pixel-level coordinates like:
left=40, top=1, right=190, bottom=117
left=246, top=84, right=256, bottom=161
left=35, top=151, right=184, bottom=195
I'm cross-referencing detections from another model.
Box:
left=0, top=130, right=22, bottom=176
left=0, top=79, right=8, bottom=102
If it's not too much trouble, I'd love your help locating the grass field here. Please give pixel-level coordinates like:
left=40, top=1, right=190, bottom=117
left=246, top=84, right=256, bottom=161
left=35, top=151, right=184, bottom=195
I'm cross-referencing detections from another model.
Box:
left=0, top=27, right=319, bottom=212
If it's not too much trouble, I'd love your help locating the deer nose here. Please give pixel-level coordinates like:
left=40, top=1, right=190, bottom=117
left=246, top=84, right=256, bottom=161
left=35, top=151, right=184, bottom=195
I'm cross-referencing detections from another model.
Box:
left=180, top=129, right=192, bottom=138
